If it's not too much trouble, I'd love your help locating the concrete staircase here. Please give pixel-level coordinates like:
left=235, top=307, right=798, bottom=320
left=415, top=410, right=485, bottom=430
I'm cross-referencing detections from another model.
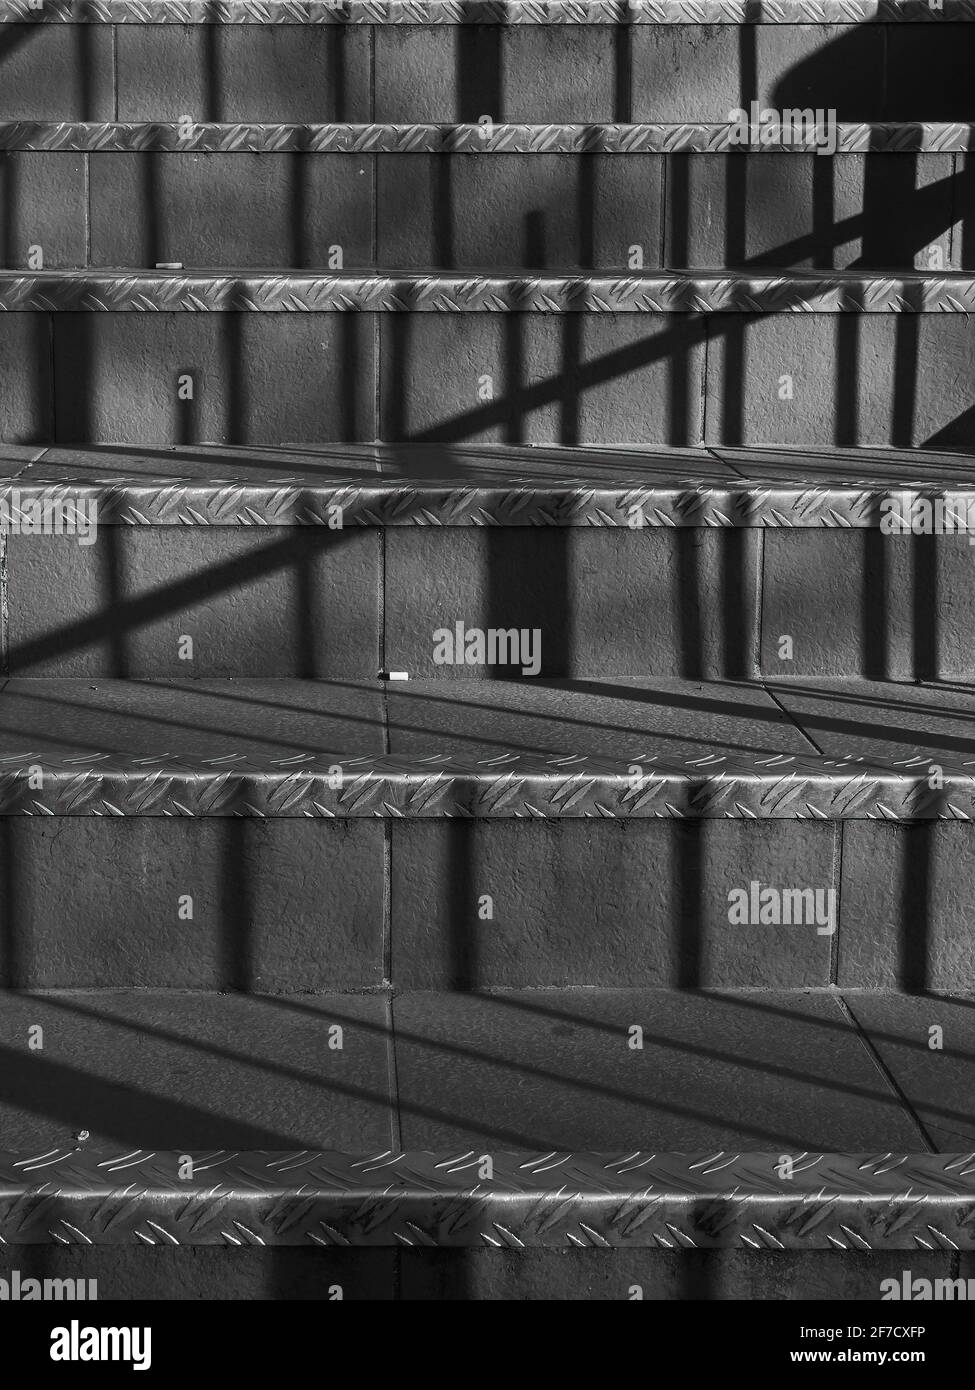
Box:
left=0, top=0, right=974, bottom=1301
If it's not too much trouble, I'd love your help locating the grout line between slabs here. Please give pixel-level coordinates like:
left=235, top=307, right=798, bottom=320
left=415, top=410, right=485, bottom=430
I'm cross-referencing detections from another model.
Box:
left=386, top=991, right=403, bottom=1154
left=830, top=821, right=843, bottom=988
left=0, top=532, right=7, bottom=675
left=833, top=989, right=938, bottom=1154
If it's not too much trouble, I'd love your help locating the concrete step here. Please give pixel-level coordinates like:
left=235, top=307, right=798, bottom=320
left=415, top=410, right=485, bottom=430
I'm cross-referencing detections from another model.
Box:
left=1, top=677, right=975, bottom=990
left=4, top=445, right=975, bottom=677
left=1, top=986, right=972, bottom=1295
left=2, top=15, right=972, bottom=126
left=9, top=439, right=975, bottom=523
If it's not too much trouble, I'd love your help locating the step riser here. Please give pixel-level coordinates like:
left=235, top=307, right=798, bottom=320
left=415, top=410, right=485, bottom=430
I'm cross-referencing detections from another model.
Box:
left=6, top=527, right=761, bottom=679
left=0, top=313, right=970, bottom=449
left=2, top=150, right=967, bottom=274
left=7, top=1251, right=973, bottom=1301
left=7, top=24, right=975, bottom=124
left=2, top=1247, right=970, bottom=1301
left=10, top=527, right=975, bottom=680
left=1, top=819, right=969, bottom=993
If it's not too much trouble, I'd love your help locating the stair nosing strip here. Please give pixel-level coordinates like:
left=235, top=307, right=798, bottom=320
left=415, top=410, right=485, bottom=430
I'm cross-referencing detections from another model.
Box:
left=0, top=754, right=969, bottom=818
left=1, top=121, right=972, bottom=152
left=8, top=476, right=975, bottom=527
left=1, top=1148, right=971, bottom=1247
left=0, top=269, right=969, bottom=311
left=3, top=0, right=975, bottom=22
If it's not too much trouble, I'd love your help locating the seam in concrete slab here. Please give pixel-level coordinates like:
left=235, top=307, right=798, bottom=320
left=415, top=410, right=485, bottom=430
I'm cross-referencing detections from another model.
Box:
left=835, top=989, right=937, bottom=1153
left=111, top=24, right=118, bottom=123
left=949, top=153, right=960, bottom=270
left=0, top=538, right=7, bottom=679
left=699, top=315, right=709, bottom=446
left=386, top=992, right=403, bottom=1154
left=830, top=822, right=843, bottom=988
left=369, top=24, right=380, bottom=444
left=84, top=151, right=91, bottom=269
left=751, top=524, right=763, bottom=678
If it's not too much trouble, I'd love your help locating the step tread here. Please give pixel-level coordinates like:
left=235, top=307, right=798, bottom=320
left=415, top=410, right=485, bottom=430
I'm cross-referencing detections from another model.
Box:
left=767, top=678, right=975, bottom=765
left=4, top=120, right=974, bottom=153
left=2, top=268, right=971, bottom=312
left=0, top=677, right=972, bottom=817
left=1, top=987, right=971, bottom=1246
left=9, top=443, right=975, bottom=527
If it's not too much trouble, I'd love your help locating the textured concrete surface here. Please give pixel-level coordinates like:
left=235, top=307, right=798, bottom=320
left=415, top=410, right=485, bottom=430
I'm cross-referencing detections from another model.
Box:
left=704, top=313, right=975, bottom=450
left=632, top=25, right=885, bottom=124
left=0, top=678, right=386, bottom=755
left=0, top=1247, right=396, bottom=1301
left=0, top=314, right=53, bottom=444
left=52, top=314, right=377, bottom=444
left=399, top=1249, right=962, bottom=1302
left=0, top=817, right=385, bottom=991
left=393, top=989, right=922, bottom=1150
left=674, top=154, right=957, bottom=271
left=839, top=823, right=975, bottom=995
left=767, top=679, right=975, bottom=763
left=90, top=153, right=375, bottom=270
left=0, top=310, right=963, bottom=451
left=0, top=991, right=393, bottom=1149
left=0, top=26, right=113, bottom=120
left=379, top=313, right=707, bottom=446
left=711, top=444, right=975, bottom=486
left=762, top=536, right=975, bottom=679
left=377, top=154, right=664, bottom=271
left=385, top=678, right=805, bottom=757
left=390, top=818, right=836, bottom=989
left=116, top=25, right=371, bottom=121
left=2, top=1246, right=960, bottom=1301
left=0, top=154, right=87, bottom=269
left=6, top=528, right=382, bottom=676
left=844, top=993, right=975, bottom=1150
left=385, top=528, right=759, bottom=678
left=374, top=26, right=620, bottom=122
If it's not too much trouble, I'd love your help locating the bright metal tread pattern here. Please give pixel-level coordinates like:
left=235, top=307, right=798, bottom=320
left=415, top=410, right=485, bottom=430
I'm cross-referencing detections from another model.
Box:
left=1, top=121, right=972, bottom=152
left=10, top=472, right=975, bottom=526
left=1, top=270, right=973, bottom=312
left=1, top=1150, right=973, bottom=1248
left=0, top=750, right=971, bottom=817
left=1, top=0, right=974, bottom=21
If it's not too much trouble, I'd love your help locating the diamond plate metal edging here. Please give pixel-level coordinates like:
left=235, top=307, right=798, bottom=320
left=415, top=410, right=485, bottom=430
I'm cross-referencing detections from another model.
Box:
left=2, top=1, right=975, bottom=21
left=0, top=751, right=973, bottom=817
left=10, top=475, right=975, bottom=526
left=2, top=270, right=973, bottom=312
left=1, top=1150, right=974, bottom=1248
left=2, top=121, right=972, bottom=153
